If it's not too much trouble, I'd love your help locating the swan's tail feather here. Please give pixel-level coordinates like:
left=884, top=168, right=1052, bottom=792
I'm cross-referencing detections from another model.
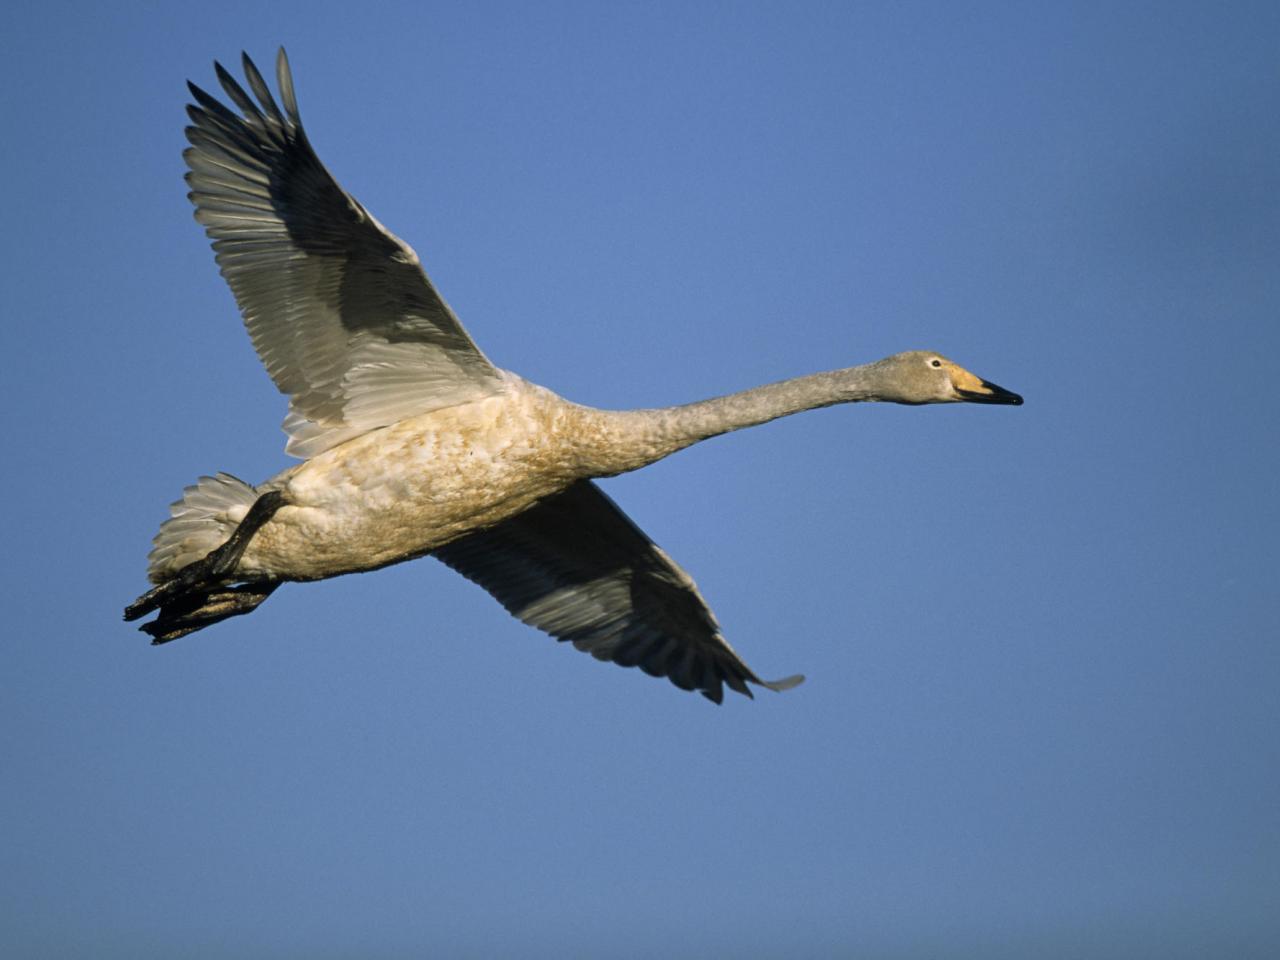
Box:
left=145, top=472, right=259, bottom=584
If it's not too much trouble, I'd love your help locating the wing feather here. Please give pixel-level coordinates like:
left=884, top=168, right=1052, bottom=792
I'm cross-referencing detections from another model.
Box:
left=184, top=49, right=504, bottom=458
left=433, top=481, right=804, bottom=703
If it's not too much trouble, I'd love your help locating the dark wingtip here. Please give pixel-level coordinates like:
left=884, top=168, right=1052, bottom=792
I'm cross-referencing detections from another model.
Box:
left=761, top=674, right=805, bottom=693
left=275, top=47, right=300, bottom=123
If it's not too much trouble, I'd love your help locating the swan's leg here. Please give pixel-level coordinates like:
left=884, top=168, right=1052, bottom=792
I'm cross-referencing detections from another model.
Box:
left=124, top=489, right=288, bottom=622
left=142, top=581, right=282, bottom=644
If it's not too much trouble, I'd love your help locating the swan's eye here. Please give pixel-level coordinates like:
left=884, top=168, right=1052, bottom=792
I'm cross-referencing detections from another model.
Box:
left=930, top=359, right=942, bottom=368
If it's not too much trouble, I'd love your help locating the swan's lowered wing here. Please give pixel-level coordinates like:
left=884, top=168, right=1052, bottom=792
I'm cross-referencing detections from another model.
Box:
left=184, top=49, right=503, bottom=458
left=433, top=481, right=803, bottom=703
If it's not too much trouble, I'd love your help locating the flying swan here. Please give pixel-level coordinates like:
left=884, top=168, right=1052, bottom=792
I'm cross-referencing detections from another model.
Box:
left=125, top=50, right=1023, bottom=703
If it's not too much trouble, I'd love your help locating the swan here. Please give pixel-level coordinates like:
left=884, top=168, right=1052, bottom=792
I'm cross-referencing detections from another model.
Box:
left=124, top=50, right=1023, bottom=703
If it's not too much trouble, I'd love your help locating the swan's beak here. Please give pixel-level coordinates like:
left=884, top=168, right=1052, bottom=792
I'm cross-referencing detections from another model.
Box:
left=957, top=378, right=1023, bottom=405
left=951, top=366, right=1024, bottom=405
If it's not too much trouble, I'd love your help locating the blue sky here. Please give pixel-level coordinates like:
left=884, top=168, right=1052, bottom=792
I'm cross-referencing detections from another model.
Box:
left=3, top=1, right=1278, bottom=956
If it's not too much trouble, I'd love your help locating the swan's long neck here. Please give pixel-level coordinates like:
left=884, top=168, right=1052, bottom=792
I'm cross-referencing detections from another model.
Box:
left=572, top=360, right=897, bottom=477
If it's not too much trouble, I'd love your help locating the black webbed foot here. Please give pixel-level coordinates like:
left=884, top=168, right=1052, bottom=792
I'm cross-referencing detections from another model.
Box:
left=124, top=551, right=222, bottom=622
left=123, top=490, right=288, bottom=633
left=141, top=582, right=282, bottom=644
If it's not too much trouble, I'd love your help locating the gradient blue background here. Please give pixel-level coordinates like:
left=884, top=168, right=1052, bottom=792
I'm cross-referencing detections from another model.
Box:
left=4, top=2, right=1278, bottom=956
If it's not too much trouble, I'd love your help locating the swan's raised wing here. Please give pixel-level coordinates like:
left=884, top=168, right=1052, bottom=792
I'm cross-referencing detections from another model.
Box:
left=184, top=49, right=504, bottom=458
left=433, top=481, right=803, bottom=703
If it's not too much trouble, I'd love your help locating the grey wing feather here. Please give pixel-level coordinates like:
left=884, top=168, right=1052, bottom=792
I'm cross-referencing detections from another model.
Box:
left=184, top=49, right=504, bottom=458
left=433, top=481, right=804, bottom=703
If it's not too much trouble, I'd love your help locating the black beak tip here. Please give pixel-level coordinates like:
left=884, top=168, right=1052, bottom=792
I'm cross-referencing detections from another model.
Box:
left=961, top=380, right=1023, bottom=405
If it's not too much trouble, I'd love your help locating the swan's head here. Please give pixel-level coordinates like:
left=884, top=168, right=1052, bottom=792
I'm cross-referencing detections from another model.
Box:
left=882, top=351, right=1024, bottom=406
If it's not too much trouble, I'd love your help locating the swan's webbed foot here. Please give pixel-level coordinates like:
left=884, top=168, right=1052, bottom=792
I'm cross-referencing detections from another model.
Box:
left=123, top=490, right=288, bottom=634
left=124, top=550, right=223, bottom=623
left=140, top=581, right=281, bottom=644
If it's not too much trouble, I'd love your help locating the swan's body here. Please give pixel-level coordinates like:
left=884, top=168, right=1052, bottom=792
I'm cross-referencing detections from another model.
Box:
left=158, top=375, right=584, bottom=581
left=126, top=50, right=1022, bottom=703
